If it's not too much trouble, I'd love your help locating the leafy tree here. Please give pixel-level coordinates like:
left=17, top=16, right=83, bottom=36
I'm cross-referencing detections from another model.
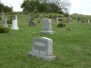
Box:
left=21, top=0, right=70, bottom=13
left=0, top=3, right=12, bottom=12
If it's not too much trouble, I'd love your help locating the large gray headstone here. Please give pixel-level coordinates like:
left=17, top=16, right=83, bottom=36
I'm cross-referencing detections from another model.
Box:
left=29, top=37, right=56, bottom=61
left=41, top=19, right=53, bottom=34
left=11, top=15, right=19, bottom=30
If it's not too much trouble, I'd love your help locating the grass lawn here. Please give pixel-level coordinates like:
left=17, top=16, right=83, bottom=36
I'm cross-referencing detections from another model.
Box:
left=0, top=15, right=91, bottom=68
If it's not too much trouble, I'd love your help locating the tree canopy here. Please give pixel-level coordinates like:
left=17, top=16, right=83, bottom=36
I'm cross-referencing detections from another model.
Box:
left=21, top=0, right=70, bottom=13
left=0, top=3, right=12, bottom=12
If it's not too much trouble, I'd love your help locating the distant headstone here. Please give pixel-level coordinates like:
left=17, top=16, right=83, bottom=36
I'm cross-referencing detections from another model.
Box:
left=77, top=16, right=81, bottom=22
left=3, top=19, right=8, bottom=28
left=28, top=18, right=36, bottom=26
left=67, top=17, right=71, bottom=23
left=29, top=37, right=56, bottom=61
left=11, top=15, right=19, bottom=30
left=88, top=19, right=91, bottom=24
left=41, top=19, right=53, bottom=34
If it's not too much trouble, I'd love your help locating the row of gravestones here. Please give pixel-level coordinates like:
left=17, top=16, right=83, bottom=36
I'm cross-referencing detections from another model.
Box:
left=56, top=16, right=72, bottom=23
left=77, top=16, right=91, bottom=24
left=1, top=12, right=19, bottom=30
left=71, top=15, right=91, bottom=24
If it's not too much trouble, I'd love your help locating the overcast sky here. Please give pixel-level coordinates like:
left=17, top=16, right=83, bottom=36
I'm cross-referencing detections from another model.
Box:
left=1, top=0, right=91, bottom=15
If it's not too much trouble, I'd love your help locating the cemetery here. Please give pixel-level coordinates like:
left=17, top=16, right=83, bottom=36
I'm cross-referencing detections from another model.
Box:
left=0, top=0, right=91, bottom=68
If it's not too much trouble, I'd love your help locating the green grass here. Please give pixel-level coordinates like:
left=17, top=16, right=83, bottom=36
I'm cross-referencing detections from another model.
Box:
left=0, top=15, right=91, bottom=68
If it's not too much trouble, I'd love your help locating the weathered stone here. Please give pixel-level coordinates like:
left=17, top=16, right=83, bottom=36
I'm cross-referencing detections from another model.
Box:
left=11, top=15, right=19, bottom=30
left=41, top=19, right=53, bottom=34
left=29, top=37, right=56, bottom=61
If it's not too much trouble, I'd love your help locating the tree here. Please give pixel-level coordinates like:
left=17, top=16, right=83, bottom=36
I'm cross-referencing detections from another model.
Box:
left=0, top=3, right=12, bottom=12
left=21, top=0, right=70, bottom=13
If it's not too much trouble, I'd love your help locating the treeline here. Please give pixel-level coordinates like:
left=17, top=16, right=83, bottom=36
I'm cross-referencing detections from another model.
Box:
left=0, top=3, right=12, bottom=12
left=21, top=0, right=64, bottom=13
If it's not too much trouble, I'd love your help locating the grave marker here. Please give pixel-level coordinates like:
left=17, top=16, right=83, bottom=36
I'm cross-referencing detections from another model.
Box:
left=41, top=19, right=53, bottom=34
left=11, top=15, right=19, bottom=30
left=29, top=37, right=56, bottom=61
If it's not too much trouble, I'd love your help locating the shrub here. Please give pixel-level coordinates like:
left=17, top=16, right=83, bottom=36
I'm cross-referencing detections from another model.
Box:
left=57, top=23, right=65, bottom=27
left=0, top=17, right=2, bottom=20
left=0, top=26, right=10, bottom=33
left=49, top=15, right=53, bottom=18
left=7, top=19, right=12, bottom=24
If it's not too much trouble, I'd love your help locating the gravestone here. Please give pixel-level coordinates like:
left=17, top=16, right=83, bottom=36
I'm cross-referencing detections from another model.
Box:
left=88, top=19, right=91, bottom=24
left=41, top=19, right=53, bottom=34
left=3, top=19, right=8, bottom=28
left=29, top=37, right=56, bottom=61
left=77, top=16, right=81, bottom=22
left=28, top=18, right=36, bottom=26
left=67, top=17, right=71, bottom=23
left=11, top=15, right=19, bottom=30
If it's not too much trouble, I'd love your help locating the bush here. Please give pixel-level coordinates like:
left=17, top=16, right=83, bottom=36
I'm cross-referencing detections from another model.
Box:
left=7, top=19, right=12, bottom=24
left=57, top=23, right=65, bottom=27
left=0, top=17, right=2, bottom=20
left=49, top=15, right=53, bottom=18
left=0, top=26, right=10, bottom=33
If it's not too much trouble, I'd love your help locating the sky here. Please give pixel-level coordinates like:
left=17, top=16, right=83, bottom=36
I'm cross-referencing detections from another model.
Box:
left=70, top=0, right=91, bottom=15
left=1, top=0, right=91, bottom=15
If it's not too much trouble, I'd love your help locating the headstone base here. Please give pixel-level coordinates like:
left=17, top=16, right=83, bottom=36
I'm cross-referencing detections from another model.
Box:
left=41, top=31, right=53, bottom=34
left=29, top=52, right=56, bottom=61
left=11, top=28, right=19, bottom=30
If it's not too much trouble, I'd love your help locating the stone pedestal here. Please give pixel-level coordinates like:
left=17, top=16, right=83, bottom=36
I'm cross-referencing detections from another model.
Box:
left=41, top=19, right=53, bottom=34
left=29, top=37, right=56, bottom=61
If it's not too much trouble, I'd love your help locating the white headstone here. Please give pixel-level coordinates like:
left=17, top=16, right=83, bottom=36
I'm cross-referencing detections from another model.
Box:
left=3, top=19, right=8, bottom=28
left=29, top=37, right=56, bottom=61
left=88, top=19, right=91, bottom=24
left=41, top=19, right=53, bottom=34
left=11, top=15, right=19, bottom=30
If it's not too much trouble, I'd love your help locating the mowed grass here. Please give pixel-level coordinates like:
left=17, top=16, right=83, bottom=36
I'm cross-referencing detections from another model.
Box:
left=0, top=15, right=91, bottom=68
